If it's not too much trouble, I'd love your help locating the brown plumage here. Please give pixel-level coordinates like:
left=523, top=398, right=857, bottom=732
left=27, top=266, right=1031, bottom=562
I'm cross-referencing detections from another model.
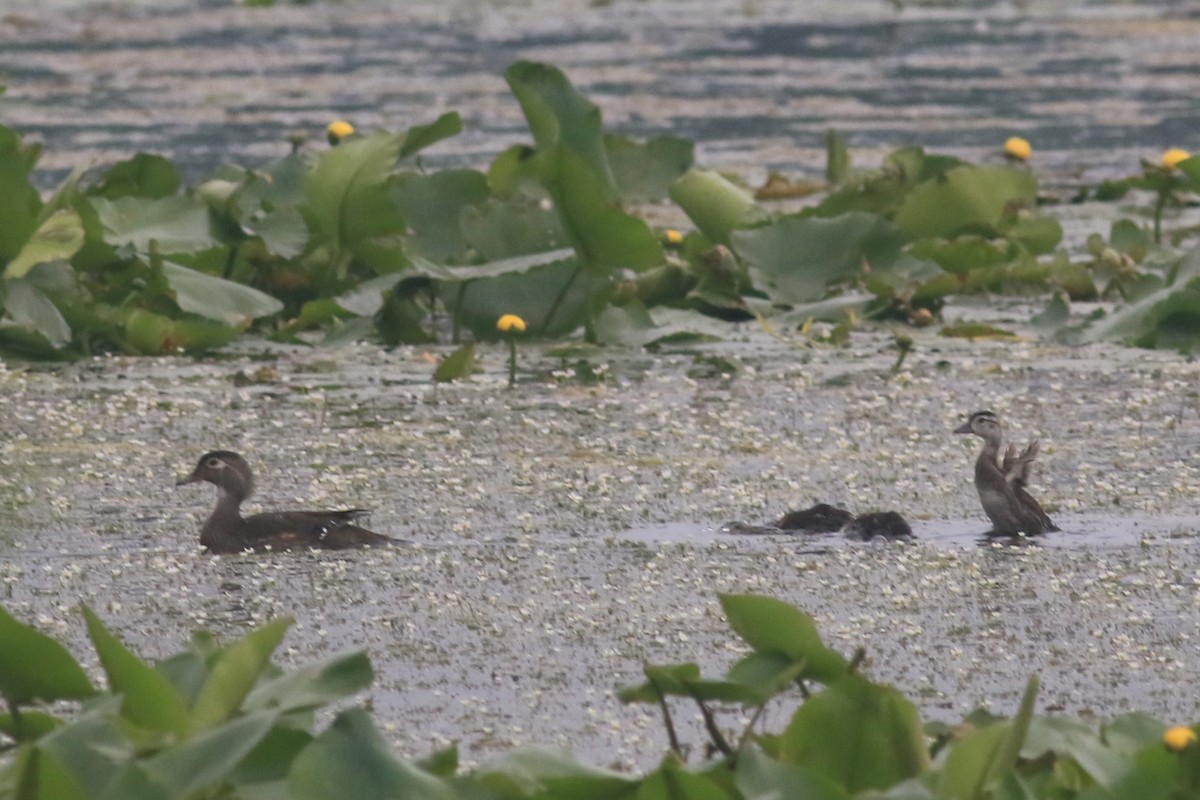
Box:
left=177, top=451, right=397, bottom=554
left=954, top=411, right=1057, bottom=536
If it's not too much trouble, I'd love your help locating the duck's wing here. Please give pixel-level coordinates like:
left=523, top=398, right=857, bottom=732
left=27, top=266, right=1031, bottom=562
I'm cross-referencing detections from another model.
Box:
left=1003, top=440, right=1040, bottom=487
left=243, top=509, right=397, bottom=549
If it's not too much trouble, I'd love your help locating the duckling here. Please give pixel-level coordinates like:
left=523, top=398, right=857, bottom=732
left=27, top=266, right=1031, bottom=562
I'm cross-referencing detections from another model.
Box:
left=776, top=503, right=855, bottom=532
left=954, top=410, right=1058, bottom=536
left=177, top=451, right=398, bottom=554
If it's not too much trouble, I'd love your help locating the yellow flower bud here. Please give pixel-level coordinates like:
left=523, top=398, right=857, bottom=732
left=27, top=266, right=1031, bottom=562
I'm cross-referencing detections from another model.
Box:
left=1163, top=148, right=1191, bottom=170
left=1003, top=137, right=1031, bottom=162
left=664, top=228, right=684, bottom=246
left=496, top=314, right=527, bottom=334
left=326, top=120, right=355, bottom=145
left=1164, top=726, right=1197, bottom=752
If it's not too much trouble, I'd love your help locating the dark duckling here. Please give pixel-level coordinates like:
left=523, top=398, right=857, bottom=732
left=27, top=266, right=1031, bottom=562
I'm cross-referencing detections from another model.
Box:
left=177, top=450, right=397, bottom=554
left=845, top=511, right=913, bottom=541
left=776, top=503, right=855, bottom=533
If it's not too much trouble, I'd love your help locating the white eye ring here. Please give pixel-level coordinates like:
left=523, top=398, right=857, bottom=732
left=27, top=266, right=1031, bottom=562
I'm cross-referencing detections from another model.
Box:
left=206, top=457, right=223, bottom=469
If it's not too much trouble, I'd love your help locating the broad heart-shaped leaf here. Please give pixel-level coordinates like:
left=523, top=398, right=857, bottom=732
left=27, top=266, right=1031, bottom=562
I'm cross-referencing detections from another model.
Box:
left=719, top=594, right=847, bottom=683
left=736, top=747, right=852, bottom=800
left=506, top=60, right=663, bottom=272
left=733, top=211, right=906, bottom=304
left=908, top=235, right=1013, bottom=276
left=142, top=710, right=279, bottom=796
left=303, top=131, right=407, bottom=276
left=4, top=209, right=85, bottom=279
left=0, top=125, right=43, bottom=265
left=605, top=133, right=694, bottom=203
left=289, top=708, right=457, bottom=800
left=0, top=604, right=94, bottom=706
left=1021, top=715, right=1127, bottom=787
left=188, top=616, right=292, bottom=734
left=392, top=169, right=490, bottom=262
left=935, top=676, right=1037, bottom=800
left=670, top=168, right=766, bottom=246
left=3, top=280, right=71, bottom=348
left=461, top=197, right=568, bottom=261
left=81, top=605, right=190, bottom=737
left=243, top=649, right=372, bottom=715
left=122, top=309, right=241, bottom=355
left=90, top=195, right=215, bottom=254
left=781, top=673, right=928, bottom=793
left=399, top=111, right=463, bottom=158
left=447, top=257, right=609, bottom=338
left=893, top=165, right=1037, bottom=240
left=245, top=206, right=309, bottom=260
left=88, top=153, right=181, bottom=200
left=161, top=260, right=283, bottom=326
left=474, top=747, right=636, bottom=799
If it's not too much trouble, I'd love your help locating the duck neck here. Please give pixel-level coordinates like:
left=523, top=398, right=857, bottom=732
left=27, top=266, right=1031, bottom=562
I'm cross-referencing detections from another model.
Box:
left=200, top=487, right=248, bottom=553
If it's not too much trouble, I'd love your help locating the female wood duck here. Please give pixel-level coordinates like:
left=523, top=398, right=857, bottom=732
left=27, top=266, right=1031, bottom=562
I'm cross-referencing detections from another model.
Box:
left=954, top=410, right=1058, bottom=536
left=177, top=451, right=397, bottom=553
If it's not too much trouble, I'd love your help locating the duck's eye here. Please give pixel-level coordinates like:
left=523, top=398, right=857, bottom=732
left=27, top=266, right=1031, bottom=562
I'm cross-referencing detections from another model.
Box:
left=206, top=457, right=223, bottom=469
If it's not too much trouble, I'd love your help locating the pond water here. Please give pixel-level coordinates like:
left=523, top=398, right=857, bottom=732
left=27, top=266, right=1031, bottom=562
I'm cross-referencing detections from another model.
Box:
left=3, top=0, right=1200, bottom=771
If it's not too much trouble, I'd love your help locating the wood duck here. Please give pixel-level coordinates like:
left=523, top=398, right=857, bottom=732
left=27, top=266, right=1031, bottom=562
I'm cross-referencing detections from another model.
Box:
left=177, top=451, right=397, bottom=554
left=954, top=411, right=1058, bottom=536
left=846, top=511, right=913, bottom=541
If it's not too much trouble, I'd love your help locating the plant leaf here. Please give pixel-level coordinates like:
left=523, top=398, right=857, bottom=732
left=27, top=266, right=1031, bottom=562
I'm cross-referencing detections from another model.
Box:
left=188, top=616, right=292, bottom=733
left=81, top=605, right=190, bottom=737
left=91, top=195, right=215, bottom=254
left=719, top=594, right=847, bottom=683
left=4, top=209, right=85, bottom=279
left=161, top=260, right=283, bottom=326
left=0, top=604, right=94, bottom=705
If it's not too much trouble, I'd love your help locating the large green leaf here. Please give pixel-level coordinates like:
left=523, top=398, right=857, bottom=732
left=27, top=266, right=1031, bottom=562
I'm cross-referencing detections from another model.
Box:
left=91, top=195, right=215, bottom=254
left=143, top=711, right=279, bottom=796
left=3, top=280, right=71, bottom=348
left=88, top=153, right=181, bottom=200
left=188, top=616, right=293, bottom=733
left=392, top=169, right=489, bottom=262
left=4, top=209, right=85, bottom=279
left=1080, top=244, right=1200, bottom=349
left=242, top=650, right=371, bottom=714
left=636, top=760, right=733, bottom=800
left=0, top=605, right=94, bottom=706
left=780, top=673, right=928, bottom=793
left=733, top=212, right=906, bottom=304
left=289, top=708, right=457, bottom=800
left=605, top=134, right=694, bottom=203
left=399, top=111, right=463, bottom=158
left=304, top=131, right=407, bottom=276
left=719, top=595, right=848, bottom=683
left=935, top=677, right=1037, bottom=800
left=475, top=747, right=636, bottom=799
left=461, top=198, right=567, bottom=260
left=0, top=125, right=43, bottom=265
left=449, top=257, right=606, bottom=337
left=161, top=260, right=283, bottom=326
left=36, top=700, right=131, bottom=796
left=82, top=606, right=190, bottom=737
left=505, top=60, right=663, bottom=272
left=735, top=748, right=851, bottom=800
left=893, top=165, right=1036, bottom=240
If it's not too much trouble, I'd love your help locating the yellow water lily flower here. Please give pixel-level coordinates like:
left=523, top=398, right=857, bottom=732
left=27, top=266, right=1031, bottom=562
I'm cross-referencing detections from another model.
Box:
left=496, top=314, right=527, bottom=334
left=1162, top=148, right=1191, bottom=170
left=326, top=120, right=355, bottom=145
left=1003, top=137, right=1031, bottom=162
left=1163, top=726, right=1197, bottom=751
left=664, top=228, right=684, bottom=246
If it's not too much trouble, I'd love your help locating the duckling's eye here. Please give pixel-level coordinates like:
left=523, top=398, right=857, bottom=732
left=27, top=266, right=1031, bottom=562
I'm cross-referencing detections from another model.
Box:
left=206, top=457, right=223, bottom=469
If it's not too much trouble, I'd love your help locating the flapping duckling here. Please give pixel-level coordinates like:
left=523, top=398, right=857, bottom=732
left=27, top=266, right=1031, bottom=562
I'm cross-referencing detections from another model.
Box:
left=954, top=411, right=1057, bottom=536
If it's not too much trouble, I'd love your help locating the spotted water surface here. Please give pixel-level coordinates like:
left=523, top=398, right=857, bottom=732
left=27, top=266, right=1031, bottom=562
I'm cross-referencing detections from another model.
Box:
left=4, top=0, right=1200, bottom=770
left=4, top=319, right=1200, bottom=767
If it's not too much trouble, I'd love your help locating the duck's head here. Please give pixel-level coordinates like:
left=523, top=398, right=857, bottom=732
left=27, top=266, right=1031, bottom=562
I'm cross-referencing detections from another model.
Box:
left=177, top=450, right=256, bottom=500
left=954, top=410, right=1003, bottom=445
